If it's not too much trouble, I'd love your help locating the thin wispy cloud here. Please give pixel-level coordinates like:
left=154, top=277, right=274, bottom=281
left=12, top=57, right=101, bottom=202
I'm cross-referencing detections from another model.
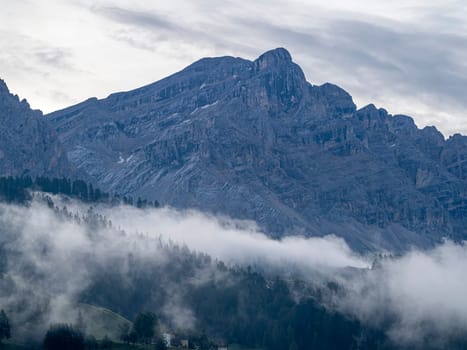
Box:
left=94, top=6, right=182, bottom=32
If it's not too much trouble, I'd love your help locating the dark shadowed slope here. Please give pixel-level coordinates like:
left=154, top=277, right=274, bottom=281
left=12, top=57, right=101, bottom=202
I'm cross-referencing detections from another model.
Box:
left=46, top=48, right=467, bottom=251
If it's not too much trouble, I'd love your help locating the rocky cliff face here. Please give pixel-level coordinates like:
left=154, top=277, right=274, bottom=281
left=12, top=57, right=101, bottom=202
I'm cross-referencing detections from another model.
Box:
left=0, top=79, right=73, bottom=177
left=46, top=48, right=467, bottom=251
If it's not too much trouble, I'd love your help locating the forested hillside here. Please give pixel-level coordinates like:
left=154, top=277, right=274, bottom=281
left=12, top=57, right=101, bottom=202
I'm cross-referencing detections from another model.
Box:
left=1, top=177, right=466, bottom=349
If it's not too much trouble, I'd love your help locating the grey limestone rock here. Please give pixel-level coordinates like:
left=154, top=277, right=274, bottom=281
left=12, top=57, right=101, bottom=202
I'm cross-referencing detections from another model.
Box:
left=0, top=79, right=73, bottom=177
left=46, top=48, right=467, bottom=251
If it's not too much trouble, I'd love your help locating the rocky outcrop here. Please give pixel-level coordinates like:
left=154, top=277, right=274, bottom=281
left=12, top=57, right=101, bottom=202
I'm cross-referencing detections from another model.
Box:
left=46, top=48, right=467, bottom=251
left=0, top=79, right=73, bottom=177
left=442, top=134, right=467, bottom=181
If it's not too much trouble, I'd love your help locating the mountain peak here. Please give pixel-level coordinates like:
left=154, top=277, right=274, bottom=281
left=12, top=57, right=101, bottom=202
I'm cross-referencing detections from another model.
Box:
left=255, top=48, right=293, bottom=69
left=0, top=78, right=73, bottom=177
left=0, top=79, right=33, bottom=110
left=44, top=51, right=467, bottom=251
left=252, top=48, right=307, bottom=107
left=0, top=78, right=10, bottom=96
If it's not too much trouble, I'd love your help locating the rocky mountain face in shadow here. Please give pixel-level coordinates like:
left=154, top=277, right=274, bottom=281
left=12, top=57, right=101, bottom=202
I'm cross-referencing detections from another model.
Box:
left=0, top=79, right=73, bottom=178
left=46, top=48, right=467, bottom=251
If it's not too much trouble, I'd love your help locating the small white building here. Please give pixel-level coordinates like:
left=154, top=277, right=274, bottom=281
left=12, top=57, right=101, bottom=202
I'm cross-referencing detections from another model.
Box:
left=181, top=339, right=189, bottom=348
left=162, top=333, right=173, bottom=347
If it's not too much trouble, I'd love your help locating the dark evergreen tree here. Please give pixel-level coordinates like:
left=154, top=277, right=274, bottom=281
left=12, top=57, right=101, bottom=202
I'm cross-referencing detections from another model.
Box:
left=0, top=310, right=11, bottom=344
left=0, top=176, right=160, bottom=210
left=118, top=323, right=131, bottom=344
left=75, top=310, right=86, bottom=334
left=132, top=312, right=158, bottom=344
left=88, top=184, right=94, bottom=202
left=100, top=335, right=113, bottom=349
left=154, top=338, right=168, bottom=350
left=59, top=177, right=72, bottom=195
left=84, top=335, right=98, bottom=350
left=72, top=180, right=88, bottom=201
left=43, top=324, right=84, bottom=350
left=136, top=197, right=143, bottom=208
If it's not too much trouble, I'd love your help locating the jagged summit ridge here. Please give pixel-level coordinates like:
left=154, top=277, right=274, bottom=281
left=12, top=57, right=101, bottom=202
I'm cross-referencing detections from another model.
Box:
left=0, top=78, right=8, bottom=94
left=45, top=48, right=467, bottom=251
left=0, top=79, right=73, bottom=177
left=0, top=78, right=34, bottom=111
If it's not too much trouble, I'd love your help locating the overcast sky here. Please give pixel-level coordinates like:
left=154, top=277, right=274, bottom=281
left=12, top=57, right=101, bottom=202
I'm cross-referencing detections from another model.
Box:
left=1, top=0, right=466, bottom=136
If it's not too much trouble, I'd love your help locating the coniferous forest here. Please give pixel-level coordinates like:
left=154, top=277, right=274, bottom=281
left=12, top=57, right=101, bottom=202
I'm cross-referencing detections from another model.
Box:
left=1, top=177, right=466, bottom=350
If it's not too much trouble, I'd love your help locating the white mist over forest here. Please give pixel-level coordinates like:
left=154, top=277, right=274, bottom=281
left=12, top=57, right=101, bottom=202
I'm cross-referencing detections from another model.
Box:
left=1, top=197, right=467, bottom=346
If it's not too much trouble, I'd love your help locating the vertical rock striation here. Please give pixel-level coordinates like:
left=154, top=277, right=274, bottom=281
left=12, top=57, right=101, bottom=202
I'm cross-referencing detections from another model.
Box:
left=46, top=48, right=467, bottom=251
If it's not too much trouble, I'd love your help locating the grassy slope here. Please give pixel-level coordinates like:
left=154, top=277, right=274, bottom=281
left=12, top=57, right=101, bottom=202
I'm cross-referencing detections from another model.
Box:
left=78, top=303, right=132, bottom=340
